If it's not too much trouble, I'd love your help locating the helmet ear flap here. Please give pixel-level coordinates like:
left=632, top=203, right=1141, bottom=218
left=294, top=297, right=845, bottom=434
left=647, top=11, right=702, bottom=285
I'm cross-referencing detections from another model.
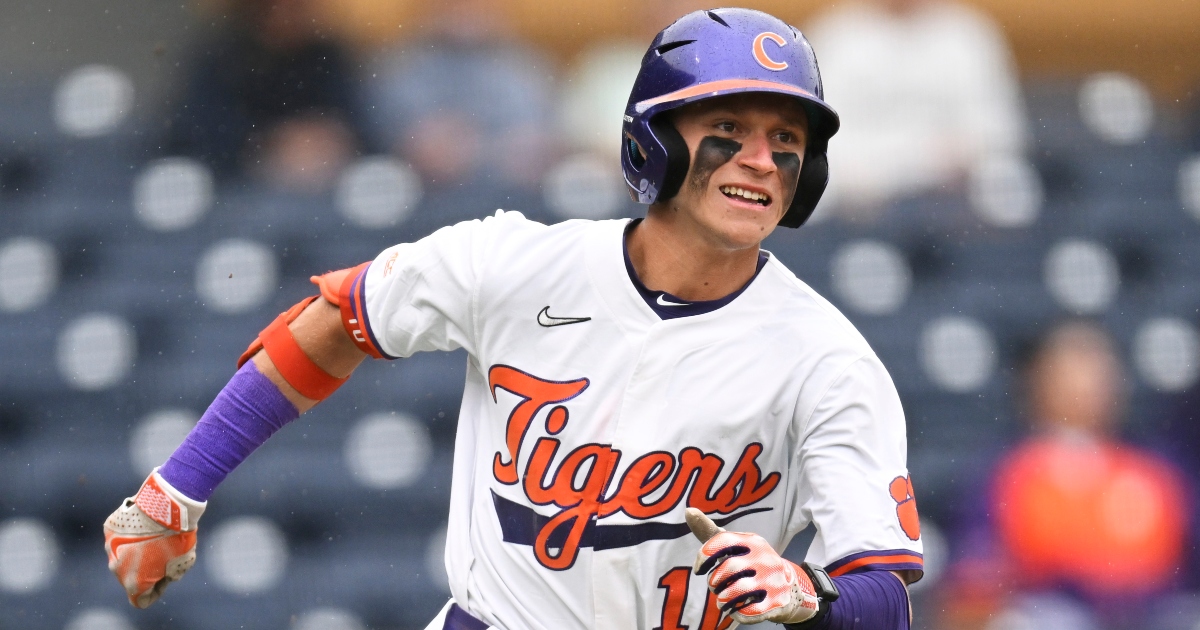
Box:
left=649, top=116, right=691, bottom=203
left=779, top=151, right=828, bottom=228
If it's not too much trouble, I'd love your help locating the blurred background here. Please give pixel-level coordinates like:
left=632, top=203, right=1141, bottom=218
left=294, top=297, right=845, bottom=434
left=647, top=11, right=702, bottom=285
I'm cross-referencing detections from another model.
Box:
left=1, top=0, right=1199, bottom=628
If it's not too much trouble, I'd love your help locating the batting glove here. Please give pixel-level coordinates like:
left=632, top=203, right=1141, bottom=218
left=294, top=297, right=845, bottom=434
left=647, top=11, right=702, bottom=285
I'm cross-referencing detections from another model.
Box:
left=686, top=508, right=821, bottom=626
left=103, top=469, right=206, bottom=608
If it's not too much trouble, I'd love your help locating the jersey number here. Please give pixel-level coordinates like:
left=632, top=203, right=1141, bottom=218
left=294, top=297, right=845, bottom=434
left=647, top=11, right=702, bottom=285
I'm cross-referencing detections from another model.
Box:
left=655, top=567, right=734, bottom=630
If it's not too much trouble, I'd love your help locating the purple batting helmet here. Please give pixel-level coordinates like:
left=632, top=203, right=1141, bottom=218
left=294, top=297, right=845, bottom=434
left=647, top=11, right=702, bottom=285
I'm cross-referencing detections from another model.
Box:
left=621, top=7, right=840, bottom=228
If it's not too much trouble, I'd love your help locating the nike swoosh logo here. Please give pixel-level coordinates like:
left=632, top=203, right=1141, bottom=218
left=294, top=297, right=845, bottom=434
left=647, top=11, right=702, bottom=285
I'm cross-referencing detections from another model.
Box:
left=656, top=294, right=689, bottom=307
left=106, top=534, right=163, bottom=556
left=537, top=306, right=591, bottom=327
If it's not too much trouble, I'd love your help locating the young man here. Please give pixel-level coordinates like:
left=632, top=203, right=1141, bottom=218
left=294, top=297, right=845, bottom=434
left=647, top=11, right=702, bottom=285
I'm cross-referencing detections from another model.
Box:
left=104, top=8, right=922, bottom=629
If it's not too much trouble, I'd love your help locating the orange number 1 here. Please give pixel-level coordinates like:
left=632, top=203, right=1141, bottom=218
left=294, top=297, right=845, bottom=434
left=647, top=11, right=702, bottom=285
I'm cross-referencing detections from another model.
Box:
left=655, top=567, right=733, bottom=630
left=654, top=567, right=691, bottom=630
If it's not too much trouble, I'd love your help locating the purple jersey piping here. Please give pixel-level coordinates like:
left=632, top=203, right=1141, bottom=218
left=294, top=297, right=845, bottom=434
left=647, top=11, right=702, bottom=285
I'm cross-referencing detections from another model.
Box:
left=623, top=219, right=769, bottom=320
left=824, top=548, right=925, bottom=577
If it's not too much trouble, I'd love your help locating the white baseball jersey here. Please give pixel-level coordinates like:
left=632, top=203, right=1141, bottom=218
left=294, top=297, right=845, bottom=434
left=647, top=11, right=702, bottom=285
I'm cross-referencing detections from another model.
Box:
left=347, top=211, right=923, bottom=630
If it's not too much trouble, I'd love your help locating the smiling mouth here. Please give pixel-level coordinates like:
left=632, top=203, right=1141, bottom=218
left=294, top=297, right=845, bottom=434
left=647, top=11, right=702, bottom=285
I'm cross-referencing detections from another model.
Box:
left=719, top=185, right=771, bottom=206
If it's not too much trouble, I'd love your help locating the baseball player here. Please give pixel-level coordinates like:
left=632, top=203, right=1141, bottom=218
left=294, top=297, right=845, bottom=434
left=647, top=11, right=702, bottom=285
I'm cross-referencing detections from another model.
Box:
left=104, top=8, right=922, bottom=629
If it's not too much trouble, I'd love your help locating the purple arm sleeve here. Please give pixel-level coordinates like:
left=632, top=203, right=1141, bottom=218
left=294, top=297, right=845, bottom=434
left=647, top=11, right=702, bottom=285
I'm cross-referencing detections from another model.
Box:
left=787, top=571, right=910, bottom=630
left=158, top=361, right=300, bottom=501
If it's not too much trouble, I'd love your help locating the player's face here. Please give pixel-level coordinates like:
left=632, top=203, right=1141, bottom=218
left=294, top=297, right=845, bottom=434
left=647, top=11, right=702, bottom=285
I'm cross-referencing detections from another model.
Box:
left=665, top=93, right=808, bottom=250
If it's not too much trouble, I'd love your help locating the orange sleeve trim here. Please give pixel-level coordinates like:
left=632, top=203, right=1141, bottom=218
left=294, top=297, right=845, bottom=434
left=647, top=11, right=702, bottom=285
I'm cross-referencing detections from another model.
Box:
left=334, top=262, right=390, bottom=360
left=826, top=552, right=925, bottom=578
left=308, top=262, right=389, bottom=359
left=634, top=78, right=816, bottom=114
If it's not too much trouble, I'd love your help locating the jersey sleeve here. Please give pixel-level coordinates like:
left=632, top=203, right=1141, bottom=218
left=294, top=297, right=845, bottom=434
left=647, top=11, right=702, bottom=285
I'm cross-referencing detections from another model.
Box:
left=353, top=211, right=516, bottom=360
left=795, top=353, right=924, bottom=578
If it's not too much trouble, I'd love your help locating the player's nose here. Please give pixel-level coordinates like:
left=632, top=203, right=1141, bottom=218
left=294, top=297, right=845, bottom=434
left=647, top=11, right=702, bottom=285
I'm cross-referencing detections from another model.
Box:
left=735, top=131, right=777, bottom=175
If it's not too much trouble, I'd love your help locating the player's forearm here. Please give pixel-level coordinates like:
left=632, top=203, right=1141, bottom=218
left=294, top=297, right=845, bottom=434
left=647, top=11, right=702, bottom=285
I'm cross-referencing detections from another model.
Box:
left=160, top=296, right=367, bottom=500
left=158, top=361, right=300, bottom=501
left=785, top=570, right=911, bottom=630
left=252, top=297, right=367, bottom=413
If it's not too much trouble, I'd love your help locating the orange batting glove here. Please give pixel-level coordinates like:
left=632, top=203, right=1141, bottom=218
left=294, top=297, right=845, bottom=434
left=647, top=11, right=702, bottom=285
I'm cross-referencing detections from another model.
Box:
left=686, top=508, right=821, bottom=625
left=103, top=469, right=206, bottom=608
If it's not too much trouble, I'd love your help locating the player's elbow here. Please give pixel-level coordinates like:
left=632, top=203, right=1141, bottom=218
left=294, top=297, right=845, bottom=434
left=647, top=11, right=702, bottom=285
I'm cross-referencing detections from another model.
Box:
left=296, top=297, right=370, bottom=377
left=250, top=296, right=368, bottom=413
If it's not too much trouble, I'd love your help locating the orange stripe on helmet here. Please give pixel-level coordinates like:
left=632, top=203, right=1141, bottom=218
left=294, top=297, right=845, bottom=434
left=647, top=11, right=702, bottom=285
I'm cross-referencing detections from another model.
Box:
left=634, top=79, right=815, bottom=114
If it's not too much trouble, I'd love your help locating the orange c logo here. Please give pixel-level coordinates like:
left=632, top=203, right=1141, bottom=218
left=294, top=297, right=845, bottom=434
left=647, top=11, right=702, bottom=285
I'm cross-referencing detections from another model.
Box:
left=752, top=32, right=788, bottom=71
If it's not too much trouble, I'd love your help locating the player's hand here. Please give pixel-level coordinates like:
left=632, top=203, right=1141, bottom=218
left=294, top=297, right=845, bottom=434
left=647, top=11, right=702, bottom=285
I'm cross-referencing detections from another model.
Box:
left=686, top=508, right=820, bottom=625
left=103, top=469, right=206, bottom=608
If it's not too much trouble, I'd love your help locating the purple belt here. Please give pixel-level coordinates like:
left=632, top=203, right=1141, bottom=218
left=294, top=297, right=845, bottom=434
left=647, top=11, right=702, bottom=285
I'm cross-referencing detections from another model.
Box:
left=444, top=603, right=490, bottom=630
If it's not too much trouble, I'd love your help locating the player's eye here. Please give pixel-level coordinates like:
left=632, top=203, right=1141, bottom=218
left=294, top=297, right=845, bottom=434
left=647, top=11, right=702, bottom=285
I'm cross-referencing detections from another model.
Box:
left=714, top=121, right=737, bottom=133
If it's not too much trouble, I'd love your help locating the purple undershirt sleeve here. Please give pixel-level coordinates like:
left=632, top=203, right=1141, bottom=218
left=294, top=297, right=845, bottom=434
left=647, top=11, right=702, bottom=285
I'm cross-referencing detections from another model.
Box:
left=158, top=361, right=300, bottom=502
left=788, top=571, right=911, bottom=630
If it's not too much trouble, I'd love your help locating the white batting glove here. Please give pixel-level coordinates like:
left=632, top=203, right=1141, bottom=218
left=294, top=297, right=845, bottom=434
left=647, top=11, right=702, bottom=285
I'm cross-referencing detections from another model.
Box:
left=686, top=508, right=821, bottom=626
left=103, top=469, right=206, bottom=608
